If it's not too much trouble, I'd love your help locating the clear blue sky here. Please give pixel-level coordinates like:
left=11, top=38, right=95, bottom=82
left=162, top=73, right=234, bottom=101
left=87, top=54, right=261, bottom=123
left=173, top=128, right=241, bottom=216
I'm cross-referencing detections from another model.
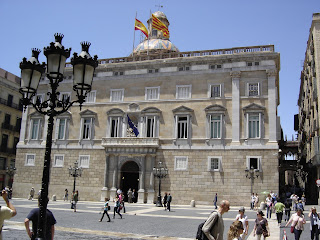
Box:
left=0, top=0, right=318, bottom=139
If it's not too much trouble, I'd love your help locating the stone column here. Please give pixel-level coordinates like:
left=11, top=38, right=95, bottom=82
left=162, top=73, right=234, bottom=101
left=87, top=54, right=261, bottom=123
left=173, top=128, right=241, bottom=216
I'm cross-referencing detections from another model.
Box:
left=138, top=155, right=146, bottom=203
left=100, top=153, right=109, bottom=201
left=231, top=71, right=241, bottom=144
left=19, top=106, right=28, bottom=143
left=267, top=69, right=278, bottom=142
left=147, top=154, right=156, bottom=204
left=109, top=154, right=119, bottom=200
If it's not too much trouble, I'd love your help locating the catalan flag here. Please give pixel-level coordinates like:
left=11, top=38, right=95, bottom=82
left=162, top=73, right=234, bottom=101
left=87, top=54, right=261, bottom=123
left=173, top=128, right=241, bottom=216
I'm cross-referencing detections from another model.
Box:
left=152, top=14, right=170, bottom=38
left=135, top=18, right=148, bottom=38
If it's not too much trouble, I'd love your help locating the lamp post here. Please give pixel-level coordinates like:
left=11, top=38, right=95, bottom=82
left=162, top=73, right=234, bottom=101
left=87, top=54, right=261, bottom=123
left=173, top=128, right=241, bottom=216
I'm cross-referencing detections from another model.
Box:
left=245, top=166, right=260, bottom=194
left=19, top=33, right=98, bottom=240
left=153, top=161, right=168, bottom=207
left=68, top=161, right=83, bottom=194
left=5, top=166, right=16, bottom=187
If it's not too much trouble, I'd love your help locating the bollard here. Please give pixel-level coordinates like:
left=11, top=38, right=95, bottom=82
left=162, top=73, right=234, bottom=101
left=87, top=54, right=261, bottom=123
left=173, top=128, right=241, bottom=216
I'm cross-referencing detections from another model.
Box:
left=190, top=200, right=196, bottom=207
left=52, top=195, right=56, bottom=201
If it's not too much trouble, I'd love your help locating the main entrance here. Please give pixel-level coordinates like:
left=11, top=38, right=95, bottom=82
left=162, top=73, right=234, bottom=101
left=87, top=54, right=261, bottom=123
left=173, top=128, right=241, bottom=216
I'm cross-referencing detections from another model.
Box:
left=120, top=161, right=139, bottom=202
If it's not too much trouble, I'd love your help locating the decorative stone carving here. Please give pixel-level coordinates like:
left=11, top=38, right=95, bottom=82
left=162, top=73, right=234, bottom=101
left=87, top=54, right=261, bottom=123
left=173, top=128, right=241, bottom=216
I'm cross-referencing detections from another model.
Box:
left=266, top=69, right=277, bottom=77
left=230, top=71, right=241, bottom=78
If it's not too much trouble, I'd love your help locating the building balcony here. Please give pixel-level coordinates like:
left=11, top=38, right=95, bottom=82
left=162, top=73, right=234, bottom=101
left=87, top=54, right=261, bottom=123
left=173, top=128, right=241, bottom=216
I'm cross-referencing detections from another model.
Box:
left=101, top=137, right=159, bottom=148
left=1, top=123, right=14, bottom=131
left=0, top=97, right=23, bottom=111
left=0, top=146, right=15, bottom=155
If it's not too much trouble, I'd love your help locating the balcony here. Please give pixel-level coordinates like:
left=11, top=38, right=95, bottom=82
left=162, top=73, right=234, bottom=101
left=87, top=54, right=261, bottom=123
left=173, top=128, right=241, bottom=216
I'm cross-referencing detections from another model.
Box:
left=1, top=123, right=14, bottom=131
left=0, top=146, right=15, bottom=155
left=0, top=97, right=23, bottom=111
left=101, top=137, right=159, bottom=148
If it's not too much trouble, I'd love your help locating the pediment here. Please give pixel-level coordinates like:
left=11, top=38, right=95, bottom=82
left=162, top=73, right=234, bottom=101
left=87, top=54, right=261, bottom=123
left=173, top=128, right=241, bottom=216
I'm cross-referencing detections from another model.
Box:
left=172, top=105, right=194, bottom=114
left=79, top=109, right=97, bottom=116
left=128, top=103, right=140, bottom=112
left=28, top=111, right=43, bottom=118
left=107, top=108, right=125, bottom=116
left=243, top=103, right=265, bottom=112
left=58, top=111, right=72, bottom=118
left=141, top=107, right=161, bottom=114
left=204, top=104, right=226, bottom=113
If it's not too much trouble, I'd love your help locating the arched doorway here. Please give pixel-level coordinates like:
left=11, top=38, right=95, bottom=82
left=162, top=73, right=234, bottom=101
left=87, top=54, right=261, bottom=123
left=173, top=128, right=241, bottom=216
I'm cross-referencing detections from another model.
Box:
left=120, top=161, right=139, bottom=202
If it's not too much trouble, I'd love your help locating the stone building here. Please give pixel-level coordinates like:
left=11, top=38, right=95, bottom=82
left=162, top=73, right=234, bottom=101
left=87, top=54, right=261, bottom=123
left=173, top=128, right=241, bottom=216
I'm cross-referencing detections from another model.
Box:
left=296, top=13, right=320, bottom=204
left=14, top=11, right=281, bottom=205
left=0, top=68, right=22, bottom=188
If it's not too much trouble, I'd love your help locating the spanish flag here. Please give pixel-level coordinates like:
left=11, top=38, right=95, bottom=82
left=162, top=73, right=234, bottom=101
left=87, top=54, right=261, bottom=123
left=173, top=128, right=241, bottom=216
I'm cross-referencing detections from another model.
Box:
left=135, top=19, right=148, bottom=38
left=152, top=14, right=169, bottom=38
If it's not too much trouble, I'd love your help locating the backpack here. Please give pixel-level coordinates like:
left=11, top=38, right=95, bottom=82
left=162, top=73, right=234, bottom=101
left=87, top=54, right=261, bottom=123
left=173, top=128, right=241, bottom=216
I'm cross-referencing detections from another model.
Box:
left=196, top=222, right=209, bottom=240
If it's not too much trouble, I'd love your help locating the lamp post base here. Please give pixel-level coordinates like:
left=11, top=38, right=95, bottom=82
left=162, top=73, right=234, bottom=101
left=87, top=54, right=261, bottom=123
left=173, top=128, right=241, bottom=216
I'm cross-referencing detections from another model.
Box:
left=156, top=195, right=162, bottom=207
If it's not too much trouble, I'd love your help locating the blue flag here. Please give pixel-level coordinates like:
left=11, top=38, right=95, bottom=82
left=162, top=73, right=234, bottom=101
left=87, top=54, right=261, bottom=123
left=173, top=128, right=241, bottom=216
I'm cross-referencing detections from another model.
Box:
left=127, top=115, right=139, bottom=137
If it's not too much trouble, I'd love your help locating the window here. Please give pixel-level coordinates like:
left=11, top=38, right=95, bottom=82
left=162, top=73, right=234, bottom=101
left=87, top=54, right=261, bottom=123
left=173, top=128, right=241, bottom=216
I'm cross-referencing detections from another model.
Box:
left=82, top=118, right=94, bottom=140
left=33, top=94, right=44, bottom=104
left=145, top=116, right=157, bottom=137
left=30, top=119, right=41, bottom=140
left=25, top=154, right=35, bottom=166
left=248, top=113, right=260, bottom=138
left=113, top=71, right=124, bottom=76
left=210, top=84, right=221, bottom=98
left=1, top=135, right=8, bottom=151
left=16, top=117, right=22, bottom=130
left=79, top=155, right=90, bottom=168
left=53, top=154, right=64, bottom=167
left=145, top=87, right=160, bottom=100
left=178, top=66, right=190, bottom=71
left=176, top=85, right=191, bottom=99
left=85, top=91, right=96, bottom=103
left=60, top=92, right=71, bottom=103
left=209, top=115, right=222, bottom=139
left=57, top=118, right=67, bottom=140
left=208, top=157, right=222, bottom=171
left=7, top=94, right=13, bottom=107
left=4, top=114, right=11, bottom=125
left=110, top=89, right=124, bottom=102
left=246, top=156, right=261, bottom=171
left=152, top=29, right=157, bottom=36
left=174, top=156, right=188, bottom=170
left=110, top=117, right=122, bottom=137
left=177, top=116, right=188, bottom=139
left=248, top=83, right=260, bottom=96
left=0, top=157, right=6, bottom=170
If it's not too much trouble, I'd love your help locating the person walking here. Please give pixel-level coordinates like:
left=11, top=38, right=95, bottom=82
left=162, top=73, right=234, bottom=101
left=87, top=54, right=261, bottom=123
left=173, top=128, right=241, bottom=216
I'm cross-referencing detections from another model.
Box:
left=113, top=197, right=122, bottom=219
left=284, top=199, right=291, bottom=221
left=127, top=188, right=133, bottom=203
left=235, top=207, right=249, bottom=240
left=99, top=198, right=111, bottom=222
left=274, top=199, right=285, bottom=227
left=214, top=193, right=218, bottom=209
left=29, top=187, right=35, bottom=200
left=163, top=192, right=168, bottom=209
left=227, top=220, right=244, bottom=240
left=72, top=190, right=79, bottom=212
left=265, top=194, right=273, bottom=219
left=0, top=190, right=17, bottom=240
left=285, top=208, right=306, bottom=240
left=251, top=193, right=256, bottom=210
left=166, top=193, right=172, bottom=211
left=25, top=197, right=56, bottom=240
left=308, top=207, right=319, bottom=240
left=132, top=189, right=137, bottom=203
left=254, top=193, right=259, bottom=211
left=253, top=210, right=270, bottom=240
left=202, top=200, right=230, bottom=240
left=119, top=192, right=126, bottom=213
left=63, top=189, right=68, bottom=201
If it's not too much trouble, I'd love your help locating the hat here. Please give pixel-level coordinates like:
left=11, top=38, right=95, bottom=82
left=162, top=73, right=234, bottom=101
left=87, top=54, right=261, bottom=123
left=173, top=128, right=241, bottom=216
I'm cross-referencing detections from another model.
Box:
left=257, top=210, right=265, bottom=216
left=239, top=207, right=245, bottom=212
left=311, top=206, right=316, bottom=210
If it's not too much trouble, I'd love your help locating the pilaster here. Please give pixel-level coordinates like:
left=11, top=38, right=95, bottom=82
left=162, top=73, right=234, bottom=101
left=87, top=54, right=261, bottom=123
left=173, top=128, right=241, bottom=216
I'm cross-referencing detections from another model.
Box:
left=266, top=69, right=278, bottom=142
left=231, top=71, right=241, bottom=144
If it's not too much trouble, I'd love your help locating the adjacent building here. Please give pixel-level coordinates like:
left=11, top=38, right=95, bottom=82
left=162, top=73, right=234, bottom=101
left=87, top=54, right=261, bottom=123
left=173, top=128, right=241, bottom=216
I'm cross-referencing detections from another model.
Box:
left=0, top=68, right=22, bottom=188
left=14, top=11, right=281, bottom=205
left=296, top=13, right=320, bottom=204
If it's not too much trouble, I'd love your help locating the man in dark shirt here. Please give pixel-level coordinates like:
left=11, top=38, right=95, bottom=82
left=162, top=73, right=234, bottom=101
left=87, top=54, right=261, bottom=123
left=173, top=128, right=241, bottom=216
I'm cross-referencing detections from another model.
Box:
left=24, top=198, right=56, bottom=240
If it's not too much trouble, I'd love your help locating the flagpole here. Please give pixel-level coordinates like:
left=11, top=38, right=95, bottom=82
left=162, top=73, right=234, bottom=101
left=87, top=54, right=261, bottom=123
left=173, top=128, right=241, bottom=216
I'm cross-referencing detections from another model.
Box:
left=148, top=10, right=151, bottom=56
left=132, top=11, right=137, bottom=55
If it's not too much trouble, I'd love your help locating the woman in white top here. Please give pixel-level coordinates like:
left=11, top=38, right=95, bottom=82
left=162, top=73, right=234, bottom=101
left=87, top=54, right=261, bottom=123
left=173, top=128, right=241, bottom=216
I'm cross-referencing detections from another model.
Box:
left=235, top=207, right=249, bottom=240
left=285, top=208, right=306, bottom=240
left=308, top=207, right=320, bottom=240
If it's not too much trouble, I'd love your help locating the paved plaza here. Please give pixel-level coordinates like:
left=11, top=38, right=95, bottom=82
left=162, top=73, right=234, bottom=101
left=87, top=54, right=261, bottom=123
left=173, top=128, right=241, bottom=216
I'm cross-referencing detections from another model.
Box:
left=0, top=197, right=316, bottom=239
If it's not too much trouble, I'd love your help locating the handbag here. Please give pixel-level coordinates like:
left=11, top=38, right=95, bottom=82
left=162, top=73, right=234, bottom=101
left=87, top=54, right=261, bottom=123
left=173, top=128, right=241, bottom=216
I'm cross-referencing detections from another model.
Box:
left=263, top=229, right=268, bottom=238
left=108, top=206, right=111, bottom=210
left=290, top=226, right=294, bottom=233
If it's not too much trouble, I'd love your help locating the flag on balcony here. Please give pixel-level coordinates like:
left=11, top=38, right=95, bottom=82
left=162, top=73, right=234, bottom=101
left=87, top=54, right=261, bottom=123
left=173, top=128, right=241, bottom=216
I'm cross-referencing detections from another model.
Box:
left=127, top=115, right=139, bottom=137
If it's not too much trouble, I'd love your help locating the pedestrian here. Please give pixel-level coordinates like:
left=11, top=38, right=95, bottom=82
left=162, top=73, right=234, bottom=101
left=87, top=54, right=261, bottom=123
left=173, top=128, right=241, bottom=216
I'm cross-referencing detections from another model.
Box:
left=202, top=200, right=230, bottom=240
left=63, top=189, right=68, bottom=201
left=8, top=187, right=13, bottom=199
left=119, top=192, right=126, bottom=213
left=0, top=190, right=17, bottom=240
left=308, top=207, right=319, bottom=240
left=274, top=199, right=285, bottom=227
left=235, top=207, right=249, bottom=240
left=127, top=188, right=133, bottom=203
left=297, top=200, right=304, bottom=212
left=251, top=193, right=256, bottom=210
left=301, top=194, right=306, bottom=209
left=265, top=194, right=273, bottom=219
left=163, top=192, right=168, bottom=209
left=72, top=190, right=79, bottom=212
left=99, top=198, right=111, bottom=222
left=132, top=189, right=137, bottom=203
left=166, top=192, right=172, bottom=211
left=253, top=210, right=270, bottom=239
left=113, top=197, right=122, bottom=219
left=24, top=197, right=56, bottom=240
left=214, top=193, right=218, bottom=209
left=285, top=208, right=306, bottom=240
left=227, top=220, right=244, bottom=240
left=29, top=187, right=35, bottom=200
left=284, top=199, right=291, bottom=221
left=254, top=193, right=259, bottom=210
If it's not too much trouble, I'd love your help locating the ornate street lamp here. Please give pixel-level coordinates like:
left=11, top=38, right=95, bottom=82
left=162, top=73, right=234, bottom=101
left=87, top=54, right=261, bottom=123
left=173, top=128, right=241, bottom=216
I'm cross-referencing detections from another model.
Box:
left=153, top=161, right=168, bottom=207
left=19, top=33, right=98, bottom=240
left=245, top=166, right=260, bottom=194
left=5, top=166, right=16, bottom=187
left=68, top=161, right=83, bottom=194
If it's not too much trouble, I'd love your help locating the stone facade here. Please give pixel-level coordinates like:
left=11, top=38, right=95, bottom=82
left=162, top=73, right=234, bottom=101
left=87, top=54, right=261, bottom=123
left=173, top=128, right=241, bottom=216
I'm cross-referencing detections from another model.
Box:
left=14, top=11, right=281, bottom=205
